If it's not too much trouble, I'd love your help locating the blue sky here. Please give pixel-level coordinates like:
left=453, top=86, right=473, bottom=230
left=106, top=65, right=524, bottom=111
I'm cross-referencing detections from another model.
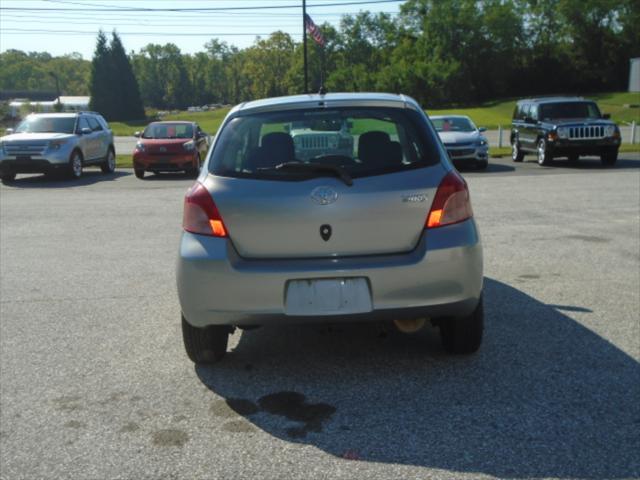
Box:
left=0, top=0, right=402, bottom=59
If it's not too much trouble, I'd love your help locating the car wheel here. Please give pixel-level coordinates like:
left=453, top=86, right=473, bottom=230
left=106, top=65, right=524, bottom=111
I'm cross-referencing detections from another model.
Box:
left=101, top=148, right=116, bottom=173
left=476, top=160, right=488, bottom=170
left=601, top=151, right=618, bottom=167
left=536, top=138, right=551, bottom=166
left=439, top=295, right=483, bottom=354
left=511, top=137, right=524, bottom=162
left=68, top=150, right=83, bottom=179
left=134, top=168, right=145, bottom=179
left=182, top=315, right=230, bottom=364
left=1, top=173, right=16, bottom=184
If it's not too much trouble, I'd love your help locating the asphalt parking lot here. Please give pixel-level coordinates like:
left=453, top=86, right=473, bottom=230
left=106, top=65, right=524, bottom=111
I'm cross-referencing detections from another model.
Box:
left=1, top=154, right=639, bottom=479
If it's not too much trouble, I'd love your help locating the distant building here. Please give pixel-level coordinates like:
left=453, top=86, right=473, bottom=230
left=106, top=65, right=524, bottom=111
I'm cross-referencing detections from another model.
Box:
left=8, top=96, right=91, bottom=117
left=58, top=96, right=90, bottom=111
left=630, top=58, right=640, bottom=93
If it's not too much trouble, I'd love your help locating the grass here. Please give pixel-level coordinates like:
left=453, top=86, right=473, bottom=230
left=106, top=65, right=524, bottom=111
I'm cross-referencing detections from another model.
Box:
left=426, top=91, right=640, bottom=129
left=106, top=91, right=639, bottom=139
left=109, top=109, right=230, bottom=137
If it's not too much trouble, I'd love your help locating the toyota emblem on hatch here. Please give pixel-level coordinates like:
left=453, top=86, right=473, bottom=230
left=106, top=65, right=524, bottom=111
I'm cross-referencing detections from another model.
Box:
left=311, top=186, right=338, bottom=205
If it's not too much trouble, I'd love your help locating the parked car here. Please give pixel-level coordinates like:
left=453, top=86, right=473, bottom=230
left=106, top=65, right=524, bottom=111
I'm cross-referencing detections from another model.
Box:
left=133, top=121, right=209, bottom=179
left=0, top=112, right=115, bottom=183
left=510, top=97, right=621, bottom=166
left=176, top=92, right=484, bottom=364
left=431, top=115, right=489, bottom=169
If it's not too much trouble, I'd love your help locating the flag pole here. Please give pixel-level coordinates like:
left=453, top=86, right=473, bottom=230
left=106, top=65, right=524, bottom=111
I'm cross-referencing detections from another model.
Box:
left=303, top=0, right=308, bottom=94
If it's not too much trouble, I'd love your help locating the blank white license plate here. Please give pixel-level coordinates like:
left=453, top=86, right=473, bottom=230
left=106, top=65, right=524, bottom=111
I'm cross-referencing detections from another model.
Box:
left=285, top=278, right=372, bottom=316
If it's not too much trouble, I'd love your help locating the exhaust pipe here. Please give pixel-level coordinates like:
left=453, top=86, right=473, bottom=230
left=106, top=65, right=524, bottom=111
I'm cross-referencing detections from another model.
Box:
left=393, top=317, right=427, bottom=334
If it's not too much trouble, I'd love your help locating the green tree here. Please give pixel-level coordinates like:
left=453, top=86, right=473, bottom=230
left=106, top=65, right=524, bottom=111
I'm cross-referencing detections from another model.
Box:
left=108, top=32, right=145, bottom=120
left=89, top=31, right=115, bottom=118
left=242, top=32, right=295, bottom=99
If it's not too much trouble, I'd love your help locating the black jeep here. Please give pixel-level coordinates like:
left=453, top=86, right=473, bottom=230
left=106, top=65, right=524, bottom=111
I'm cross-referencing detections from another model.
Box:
left=510, top=97, right=621, bottom=166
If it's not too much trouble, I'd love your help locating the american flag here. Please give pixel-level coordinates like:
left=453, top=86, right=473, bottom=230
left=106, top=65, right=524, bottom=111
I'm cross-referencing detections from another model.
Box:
left=304, top=13, right=325, bottom=47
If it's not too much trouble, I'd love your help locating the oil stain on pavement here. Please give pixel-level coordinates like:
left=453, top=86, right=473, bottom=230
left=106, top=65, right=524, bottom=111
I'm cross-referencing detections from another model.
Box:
left=212, top=392, right=336, bottom=439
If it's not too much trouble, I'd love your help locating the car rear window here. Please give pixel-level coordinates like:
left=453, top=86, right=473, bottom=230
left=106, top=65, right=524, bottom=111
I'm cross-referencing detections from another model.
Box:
left=209, top=107, right=441, bottom=181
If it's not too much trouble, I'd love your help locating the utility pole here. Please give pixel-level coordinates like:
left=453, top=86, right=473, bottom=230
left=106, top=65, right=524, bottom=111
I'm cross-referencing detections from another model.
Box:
left=303, top=0, right=308, bottom=94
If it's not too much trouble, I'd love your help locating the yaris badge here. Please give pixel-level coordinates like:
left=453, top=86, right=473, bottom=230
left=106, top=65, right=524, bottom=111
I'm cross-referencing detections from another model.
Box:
left=311, top=186, right=338, bottom=205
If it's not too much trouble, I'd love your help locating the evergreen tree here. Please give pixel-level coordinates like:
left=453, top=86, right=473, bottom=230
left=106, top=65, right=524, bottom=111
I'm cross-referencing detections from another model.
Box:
left=108, top=31, right=145, bottom=120
left=88, top=31, right=114, bottom=119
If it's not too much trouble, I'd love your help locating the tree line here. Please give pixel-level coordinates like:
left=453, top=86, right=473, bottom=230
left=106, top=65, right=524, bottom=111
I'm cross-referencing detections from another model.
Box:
left=1, top=0, right=638, bottom=120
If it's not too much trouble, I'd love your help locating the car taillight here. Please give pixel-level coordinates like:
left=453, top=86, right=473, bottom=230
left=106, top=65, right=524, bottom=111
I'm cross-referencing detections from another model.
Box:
left=426, top=171, right=473, bottom=228
left=183, top=182, right=227, bottom=237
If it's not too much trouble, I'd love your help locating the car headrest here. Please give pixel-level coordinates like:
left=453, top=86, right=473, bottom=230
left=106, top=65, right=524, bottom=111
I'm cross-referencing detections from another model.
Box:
left=247, top=132, right=295, bottom=170
left=262, top=132, right=295, bottom=165
left=388, top=141, right=403, bottom=165
left=358, top=131, right=391, bottom=165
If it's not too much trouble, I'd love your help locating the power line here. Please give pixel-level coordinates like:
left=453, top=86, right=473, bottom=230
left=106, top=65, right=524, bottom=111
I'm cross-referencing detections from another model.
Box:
left=0, top=10, right=397, bottom=21
left=0, top=18, right=305, bottom=28
left=0, top=28, right=304, bottom=37
left=0, top=0, right=403, bottom=12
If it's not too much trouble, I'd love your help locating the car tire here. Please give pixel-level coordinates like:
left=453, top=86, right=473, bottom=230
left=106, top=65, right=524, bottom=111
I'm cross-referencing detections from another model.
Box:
left=101, top=148, right=116, bottom=174
left=68, top=150, right=83, bottom=179
left=182, top=315, right=230, bottom=364
left=601, top=150, right=618, bottom=167
left=511, top=137, right=524, bottom=162
left=476, top=160, right=488, bottom=170
left=536, top=138, right=551, bottom=166
left=134, top=168, right=145, bottom=179
left=439, top=295, right=484, bottom=354
left=1, top=173, right=16, bottom=184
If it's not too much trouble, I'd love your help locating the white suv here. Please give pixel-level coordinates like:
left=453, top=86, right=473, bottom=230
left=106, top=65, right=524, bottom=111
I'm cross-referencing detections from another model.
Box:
left=0, top=112, right=116, bottom=183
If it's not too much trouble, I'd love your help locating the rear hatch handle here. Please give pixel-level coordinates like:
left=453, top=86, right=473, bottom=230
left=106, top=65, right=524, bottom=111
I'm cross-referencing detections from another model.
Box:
left=269, top=161, right=354, bottom=186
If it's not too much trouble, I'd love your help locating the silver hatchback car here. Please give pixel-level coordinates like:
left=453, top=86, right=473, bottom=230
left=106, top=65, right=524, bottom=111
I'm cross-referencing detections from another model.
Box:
left=177, top=93, right=483, bottom=363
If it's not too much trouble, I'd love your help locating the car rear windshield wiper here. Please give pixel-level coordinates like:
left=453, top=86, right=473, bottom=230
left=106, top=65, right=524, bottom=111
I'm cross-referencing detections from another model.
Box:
left=267, top=161, right=354, bottom=186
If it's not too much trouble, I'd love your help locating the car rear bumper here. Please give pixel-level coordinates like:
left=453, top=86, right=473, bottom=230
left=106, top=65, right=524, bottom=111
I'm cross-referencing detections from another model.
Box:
left=177, top=218, right=483, bottom=327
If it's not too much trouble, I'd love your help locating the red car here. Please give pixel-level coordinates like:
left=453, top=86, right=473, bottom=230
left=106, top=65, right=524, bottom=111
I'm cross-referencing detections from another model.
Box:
left=132, top=121, right=209, bottom=179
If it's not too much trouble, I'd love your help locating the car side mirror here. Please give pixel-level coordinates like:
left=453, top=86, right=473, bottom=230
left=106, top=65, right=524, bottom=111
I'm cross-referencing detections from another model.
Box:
left=133, top=131, right=141, bottom=137
left=5, top=128, right=14, bottom=134
left=602, top=113, right=611, bottom=119
left=478, top=127, right=487, bottom=132
left=81, top=127, right=92, bottom=135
